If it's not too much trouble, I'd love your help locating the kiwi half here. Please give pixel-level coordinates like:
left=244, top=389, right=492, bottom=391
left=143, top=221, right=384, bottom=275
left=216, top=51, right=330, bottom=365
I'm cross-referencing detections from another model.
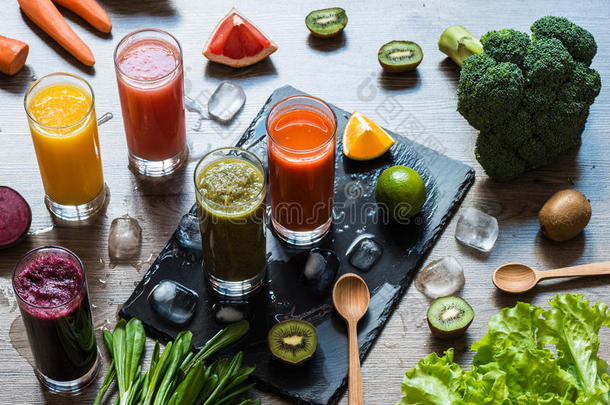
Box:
left=427, top=296, right=474, bottom=338
left=378, top=41, right=423, bottom=72
left=306, top=8, right=348, bottom=38
left=268, top=319, right=318, bottom=365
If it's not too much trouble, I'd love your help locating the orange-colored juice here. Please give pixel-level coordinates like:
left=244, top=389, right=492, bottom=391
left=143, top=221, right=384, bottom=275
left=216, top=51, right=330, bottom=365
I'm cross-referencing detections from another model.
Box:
left=27, top=83, right=103, bottom=205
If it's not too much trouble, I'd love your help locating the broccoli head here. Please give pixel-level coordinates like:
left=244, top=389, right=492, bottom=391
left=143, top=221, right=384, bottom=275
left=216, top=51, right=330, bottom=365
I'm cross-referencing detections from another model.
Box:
left=531, top=16, right=597, bottom=66
left=446, top=16, right=601, bottom=181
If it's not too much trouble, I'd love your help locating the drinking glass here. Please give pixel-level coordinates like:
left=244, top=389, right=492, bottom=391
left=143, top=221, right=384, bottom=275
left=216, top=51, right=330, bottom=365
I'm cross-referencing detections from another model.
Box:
left=194, top=147, right=267, bottom=296
left=114, top=29, right=187, bottom=177
left=266, top=95, right=337, bottom=246
left=25, top=73, right=107, bottom=221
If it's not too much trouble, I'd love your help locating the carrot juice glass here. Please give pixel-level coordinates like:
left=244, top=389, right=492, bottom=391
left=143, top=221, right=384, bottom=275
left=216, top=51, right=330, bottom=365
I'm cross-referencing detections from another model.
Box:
left=25, top=73, right=107, bottom=221
left=267, top=95, right=337, bottom=246
left=114, top=29, right=187, bottom=177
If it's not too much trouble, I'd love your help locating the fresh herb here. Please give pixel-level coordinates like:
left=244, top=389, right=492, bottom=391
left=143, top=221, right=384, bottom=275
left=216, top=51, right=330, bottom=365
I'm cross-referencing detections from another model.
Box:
left=398, top=293, right=610, bottom=404
left=95, top=319, right=258, bottom=405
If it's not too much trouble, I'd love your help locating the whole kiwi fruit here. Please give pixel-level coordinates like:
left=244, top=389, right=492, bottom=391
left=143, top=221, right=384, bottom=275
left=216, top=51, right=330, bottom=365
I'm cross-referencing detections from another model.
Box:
left=539, top=189, right=591, bottom=242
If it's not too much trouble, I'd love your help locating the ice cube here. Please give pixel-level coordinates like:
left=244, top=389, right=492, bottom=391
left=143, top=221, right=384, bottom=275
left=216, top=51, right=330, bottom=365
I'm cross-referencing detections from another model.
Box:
left=175, top=213, right=202, bottom=252
left=108, top=215, right=142, bottom=261
left=149, top=280, right=198, bottom=326
left=212, top=301, right=251, bottom=324
left=207, top=81, right=246, bottom=123
left=414, top=257, right=465, bottom=299
left=455, top=207, right=499, bottom=252
left=347, top=236, right=383, bottom=271
left=303, top=248, right=339, bottom=294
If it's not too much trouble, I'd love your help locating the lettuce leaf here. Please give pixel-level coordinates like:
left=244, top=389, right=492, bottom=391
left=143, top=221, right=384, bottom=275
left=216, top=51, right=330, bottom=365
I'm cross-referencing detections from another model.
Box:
left=397, top=294, right=610, bottom=405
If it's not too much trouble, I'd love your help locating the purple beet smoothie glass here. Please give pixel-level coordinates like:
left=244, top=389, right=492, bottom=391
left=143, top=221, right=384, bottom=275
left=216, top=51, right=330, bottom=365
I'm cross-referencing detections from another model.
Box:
left=12, top=246, right=99, bottom=393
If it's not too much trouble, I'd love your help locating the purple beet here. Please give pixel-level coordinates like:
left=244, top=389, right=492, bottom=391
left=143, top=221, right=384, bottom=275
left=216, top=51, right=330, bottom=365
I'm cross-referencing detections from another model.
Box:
left=0, top=186, right=31, bottom=249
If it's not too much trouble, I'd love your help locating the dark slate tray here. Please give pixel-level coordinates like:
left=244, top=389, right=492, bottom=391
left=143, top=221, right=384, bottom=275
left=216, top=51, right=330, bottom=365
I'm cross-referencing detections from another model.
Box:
left=120, top=85, right=475, bottom=405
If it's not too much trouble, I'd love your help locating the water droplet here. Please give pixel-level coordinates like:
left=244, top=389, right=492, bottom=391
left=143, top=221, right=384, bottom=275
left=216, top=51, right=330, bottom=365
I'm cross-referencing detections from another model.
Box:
left=97, top=112, right=113, bottom=126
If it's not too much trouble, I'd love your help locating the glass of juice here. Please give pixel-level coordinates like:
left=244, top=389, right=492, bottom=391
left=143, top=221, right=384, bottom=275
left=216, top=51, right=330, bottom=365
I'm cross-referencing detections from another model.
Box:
left=25, top=73, right=107, bottom=221
left=194, top=147, right=267, bottom=296
left=12, top=246, right=98, bottom=393
left=114, top=29, right=187, bottom=177
left=266, top=95, right=337, bottom=246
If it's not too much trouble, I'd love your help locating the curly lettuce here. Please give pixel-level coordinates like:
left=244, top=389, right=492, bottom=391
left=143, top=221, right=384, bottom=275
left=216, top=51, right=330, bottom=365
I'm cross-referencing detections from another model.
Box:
left=398, top=294, right=610, bottom=405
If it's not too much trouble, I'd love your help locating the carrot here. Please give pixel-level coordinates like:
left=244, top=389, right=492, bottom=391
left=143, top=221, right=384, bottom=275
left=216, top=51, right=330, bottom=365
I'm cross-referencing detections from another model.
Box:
left=53, top=0, right=112, bottom=34
left=0, top=35, right=29, bottom=75
left=18, top=0, right=95, bottom=66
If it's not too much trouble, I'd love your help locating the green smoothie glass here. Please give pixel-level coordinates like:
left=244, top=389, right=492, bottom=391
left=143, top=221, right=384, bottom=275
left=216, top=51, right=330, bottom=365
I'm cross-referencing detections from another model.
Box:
left=194, top=147, right=267, bottom=296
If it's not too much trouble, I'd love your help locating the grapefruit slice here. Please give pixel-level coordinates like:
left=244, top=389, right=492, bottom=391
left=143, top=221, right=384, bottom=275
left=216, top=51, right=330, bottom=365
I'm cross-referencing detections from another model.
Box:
left=343, top=111, right=396, bottom=160
left=203, top=8, right=278, bottom=68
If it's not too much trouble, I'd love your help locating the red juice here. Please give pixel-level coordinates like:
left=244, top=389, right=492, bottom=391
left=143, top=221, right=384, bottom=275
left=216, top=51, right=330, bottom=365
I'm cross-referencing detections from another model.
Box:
left=115, top=29, right=186, bottom=175
left=13, top=247, right=97, bottom=391
left=267, top=95, right=337, bottom=245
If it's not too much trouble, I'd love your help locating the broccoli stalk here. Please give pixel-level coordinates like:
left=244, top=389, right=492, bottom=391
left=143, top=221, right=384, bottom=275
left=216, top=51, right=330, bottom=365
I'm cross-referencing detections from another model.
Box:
left=438, top=25, right=483, bottom=66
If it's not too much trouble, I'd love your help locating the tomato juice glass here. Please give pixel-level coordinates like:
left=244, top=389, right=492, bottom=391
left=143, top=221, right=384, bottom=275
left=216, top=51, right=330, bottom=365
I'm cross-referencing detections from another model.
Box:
left=25, top=73, right=107, bottom=221
left=12, top=246, right=98, bottom=393
left=114, top=29, right=187, bottom=177
left=266, top=95, right=337, bottom=246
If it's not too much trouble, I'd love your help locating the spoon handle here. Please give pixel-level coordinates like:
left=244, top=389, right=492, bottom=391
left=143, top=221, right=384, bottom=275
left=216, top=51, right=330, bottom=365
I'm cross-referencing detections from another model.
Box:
left=348, top=321, right=364, bottom=405
left=538, top=261, right=610, bottom=281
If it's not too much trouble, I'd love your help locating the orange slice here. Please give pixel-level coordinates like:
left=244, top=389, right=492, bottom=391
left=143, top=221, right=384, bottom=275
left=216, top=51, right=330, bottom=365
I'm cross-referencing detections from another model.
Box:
left=342, top=111, right=396, bottom=160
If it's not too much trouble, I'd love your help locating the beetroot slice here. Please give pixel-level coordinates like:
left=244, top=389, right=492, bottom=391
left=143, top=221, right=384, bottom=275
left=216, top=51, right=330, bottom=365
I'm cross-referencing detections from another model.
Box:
left=0, top=186, right=32, bottom=249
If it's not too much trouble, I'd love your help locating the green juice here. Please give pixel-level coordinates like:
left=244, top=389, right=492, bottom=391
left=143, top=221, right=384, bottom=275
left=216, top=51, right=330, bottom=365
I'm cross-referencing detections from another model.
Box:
left=195, top=157, right=266, bottom=283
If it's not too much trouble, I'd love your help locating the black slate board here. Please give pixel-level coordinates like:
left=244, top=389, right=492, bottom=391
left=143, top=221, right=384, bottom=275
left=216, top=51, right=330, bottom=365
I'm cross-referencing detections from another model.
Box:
left=120, top=85, right=475, bottom=405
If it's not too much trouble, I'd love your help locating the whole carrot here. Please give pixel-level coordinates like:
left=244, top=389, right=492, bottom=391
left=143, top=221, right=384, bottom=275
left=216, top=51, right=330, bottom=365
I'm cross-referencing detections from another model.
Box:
left=53, top=0, right=112, bottom=33
left=18, top=0, right=95, bottom=66
left=0, top=35, right=29, bottom=75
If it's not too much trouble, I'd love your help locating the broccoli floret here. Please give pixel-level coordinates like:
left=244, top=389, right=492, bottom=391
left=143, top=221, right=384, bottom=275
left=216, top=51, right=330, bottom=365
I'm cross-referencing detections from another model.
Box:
left=523, top=38, right=574, bottom=84
left=531, top=16, right=597, bottom=66
left=475, top=134, right=526, bottom=181
left=457, top=59, right=524, bottom=131
left=481, top=29, right=530, bottom=67
left=570, top=62, right=601, bottom=102
left=443, top=16, right=601, bottom=180
left=523, top=85, right=556, bottom=113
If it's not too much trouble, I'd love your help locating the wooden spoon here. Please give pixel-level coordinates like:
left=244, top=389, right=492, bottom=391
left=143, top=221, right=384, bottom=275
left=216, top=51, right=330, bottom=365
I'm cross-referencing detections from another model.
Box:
left=332, top=273, right=370, bottom=405
left=493, top=261, right=610, bottom=294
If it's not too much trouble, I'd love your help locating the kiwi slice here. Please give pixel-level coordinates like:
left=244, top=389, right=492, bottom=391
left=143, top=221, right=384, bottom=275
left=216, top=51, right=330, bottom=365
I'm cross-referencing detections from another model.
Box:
left=306, top=8, right=348, bottom=38
left=427, top=296, right=474, bottom=338
left=268, top=319, right=318, bottom=365
left=378, top=41, right=423, bottom=72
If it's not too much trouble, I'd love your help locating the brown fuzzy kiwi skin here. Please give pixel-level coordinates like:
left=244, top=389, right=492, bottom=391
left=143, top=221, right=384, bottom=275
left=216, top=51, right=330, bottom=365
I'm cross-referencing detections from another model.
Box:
left=539, top=189, right=591, bottom=242
left=378, top=41, right=423, bottom=73
left=426, top=296, right=473, bottom=339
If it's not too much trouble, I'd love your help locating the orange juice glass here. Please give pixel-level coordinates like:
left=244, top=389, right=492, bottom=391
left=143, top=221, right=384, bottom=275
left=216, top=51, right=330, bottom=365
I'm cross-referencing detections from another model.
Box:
left=267, top=95, right=337, bottom=246
left=25, top=73, right=107, bottom=221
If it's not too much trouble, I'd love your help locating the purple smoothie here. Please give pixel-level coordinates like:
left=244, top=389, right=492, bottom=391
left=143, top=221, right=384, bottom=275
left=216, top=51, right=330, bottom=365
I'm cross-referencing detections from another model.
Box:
left=14, top=250, right=97, bottom=383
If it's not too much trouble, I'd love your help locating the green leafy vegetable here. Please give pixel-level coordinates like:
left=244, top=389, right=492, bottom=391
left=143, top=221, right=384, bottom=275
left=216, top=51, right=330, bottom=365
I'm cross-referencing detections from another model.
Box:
left=439, top=16, right=601, bottom=181
left=398, top=293, right=610, bottom=405
left=96, top=319, right=258, bottom=405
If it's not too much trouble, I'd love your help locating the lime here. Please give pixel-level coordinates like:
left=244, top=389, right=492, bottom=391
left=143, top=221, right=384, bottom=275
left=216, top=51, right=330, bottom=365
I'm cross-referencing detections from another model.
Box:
left=375, top=165, right=426, bottom=222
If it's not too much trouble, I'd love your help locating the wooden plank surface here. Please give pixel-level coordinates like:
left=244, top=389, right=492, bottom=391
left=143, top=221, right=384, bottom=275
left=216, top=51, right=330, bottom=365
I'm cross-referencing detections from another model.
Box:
left=1, top=0, right=609, bottom=403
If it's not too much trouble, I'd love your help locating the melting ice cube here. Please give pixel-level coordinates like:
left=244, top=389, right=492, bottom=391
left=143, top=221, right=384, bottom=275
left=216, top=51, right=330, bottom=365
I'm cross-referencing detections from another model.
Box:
left=303, top=248, right=340, bottom=294
left=149, top=280, right=198, bottom=326
left=108, top=215, right=142, bottom=261
left=208, top=81, right=246, bottom=123
left=414, top=257, right=465, bottom=299
left=212, top=301, right=251, bottom=324
left=455, top=207, right=499, bottom=252
left=347, top=236, right=383, bottom=271
left=175, top=213, right=202, bottom=252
